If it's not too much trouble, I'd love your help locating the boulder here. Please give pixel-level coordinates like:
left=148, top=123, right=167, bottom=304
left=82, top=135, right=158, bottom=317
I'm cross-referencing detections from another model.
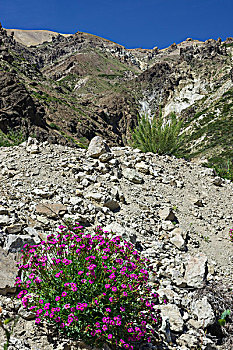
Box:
left=192, top=296, right=215, bottom=328
left=184, top=253, right=208, bottom=288
left=87, top=136, right=110, bottom=158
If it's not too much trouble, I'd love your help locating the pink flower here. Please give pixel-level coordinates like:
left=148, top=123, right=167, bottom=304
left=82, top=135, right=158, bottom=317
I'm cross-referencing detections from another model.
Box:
left=55, top=296, right=60, bottom=301
left=109, top=297, right=114, bottom=302
left=108, top=334, right=113, bottom=339
left=44, top=303, right=50, bottom=310
left=120, top=306, right=125, bottom=312
left=123, top=292, right=128, bottom=297
left=106, top=308, right=111, bottom=313
left=35, top=318, right=41, bottom=324
left=102, top=325, right=108, bottom=331
left=62, top=291, right=67, bottom=297
left=112, top=286, right=117, bottom=292
left=64, top=304, right=70, bottom=309
left=105, top=284, right=110, bottom=289
left=78, top=270, right=84, bottom=275
left=39, top=299, right=44, bottom=304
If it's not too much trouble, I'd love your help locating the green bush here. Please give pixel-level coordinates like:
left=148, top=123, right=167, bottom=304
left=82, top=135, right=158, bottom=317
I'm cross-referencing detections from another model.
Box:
left=15, top=224, right=162, bottom=349
left=130, top=111, right=184, bottom=156
left=0, top=129, right=26, bottom=147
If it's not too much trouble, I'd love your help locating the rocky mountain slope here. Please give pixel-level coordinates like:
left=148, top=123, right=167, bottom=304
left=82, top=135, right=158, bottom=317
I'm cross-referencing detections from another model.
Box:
left=0, top=137, right=232, bottom=349
left=1, top=25, right=232, bottom=173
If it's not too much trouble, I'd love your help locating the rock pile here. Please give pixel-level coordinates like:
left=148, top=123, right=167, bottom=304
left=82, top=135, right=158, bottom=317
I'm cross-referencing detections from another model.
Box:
left=0, top=136, right=232, bottom=349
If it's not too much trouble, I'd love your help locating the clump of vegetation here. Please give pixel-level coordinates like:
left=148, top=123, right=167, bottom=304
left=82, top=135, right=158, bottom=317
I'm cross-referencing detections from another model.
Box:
left=0, top=129, right=26, bottom=147
left=15, top=224, right=162, bottom=349
left=229, top=229, right=233, bottom=242
left=206, top=156, right=233, bottom=182
left=218, top=310, right=231, bottom=326
left=130, top=111, right=184, bottom=156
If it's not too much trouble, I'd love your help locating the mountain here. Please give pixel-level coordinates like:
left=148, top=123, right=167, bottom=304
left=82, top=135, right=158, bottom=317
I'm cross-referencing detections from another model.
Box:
left=0, top=24, right=233, bottom=173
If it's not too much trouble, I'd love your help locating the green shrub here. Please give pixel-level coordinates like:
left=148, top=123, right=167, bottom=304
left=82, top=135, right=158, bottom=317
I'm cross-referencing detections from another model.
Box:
left=130, top=111, right=184, bottom=156
left=206, top=157, right=233, bottom=182
left=229, top=229, right=233, bottom=242
left=0, top=129, right=26, bottom=147
left=15, top=224, right=162, bottom=349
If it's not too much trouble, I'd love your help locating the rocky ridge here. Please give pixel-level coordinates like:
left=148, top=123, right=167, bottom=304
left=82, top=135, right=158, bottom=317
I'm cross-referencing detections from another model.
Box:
left=0, top=136, right=232, bottom=350
left=1, top=25, right=233, bottom=171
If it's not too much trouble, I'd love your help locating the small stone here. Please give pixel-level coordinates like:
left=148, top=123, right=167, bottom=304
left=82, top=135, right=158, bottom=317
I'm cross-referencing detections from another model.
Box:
left=159, top=207, right=177, bottom=222
left=36, top=203, right=67, bottom=218
left=122, top=168, right=144, bottom=184
left=0, top=206, right=9, bottom=215
left=177, top=334, right=199, bottom=349
left=6, top=224, right=22, bottom=234
left=135, top=161, right=149, bottom=174
left=160, top=304, right=184, bottom=332
left=103, top=198, right=120, bottom=211
left=0, top=215, right=10, bottom=225
left=99, top=153, right=113, bottom=162
left=32, top=188, right=54, bottom=198
left=170, top=233, right=185, bottom=250
left=212, top=177, right=223, bottom=186
left=86, top=192, right=102, bottom=203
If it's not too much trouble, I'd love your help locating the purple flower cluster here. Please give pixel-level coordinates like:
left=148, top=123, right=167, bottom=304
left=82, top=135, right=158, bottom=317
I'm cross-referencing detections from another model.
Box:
left=15, top=224, right=162, bottom=349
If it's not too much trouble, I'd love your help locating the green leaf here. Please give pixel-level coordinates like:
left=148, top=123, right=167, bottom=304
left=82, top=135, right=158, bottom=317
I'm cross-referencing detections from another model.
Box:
left=218, top=318, right=226, bottom=326
left=221, top=309, right=231, bottom=320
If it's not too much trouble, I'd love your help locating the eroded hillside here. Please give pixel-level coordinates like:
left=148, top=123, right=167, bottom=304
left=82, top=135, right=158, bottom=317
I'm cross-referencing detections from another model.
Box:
left=0, top=25, right=233, bottom=172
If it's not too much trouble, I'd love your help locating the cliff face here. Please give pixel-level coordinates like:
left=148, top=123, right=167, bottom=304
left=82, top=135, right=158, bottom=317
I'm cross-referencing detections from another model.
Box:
left=0, top=26, right=233, bottom=165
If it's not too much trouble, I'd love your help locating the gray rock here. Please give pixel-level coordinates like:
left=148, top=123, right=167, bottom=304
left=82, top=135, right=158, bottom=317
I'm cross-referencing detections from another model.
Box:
left=86, top=192, right=102, bottom=203
left=35, top=203, right=67, bottom=218
left=0, top=247, right=18, bottom=295
left=192, top=296, right=215, bottom=328
left=160, top=304, right=184, bottom=332
left=184, top=253, right=208, bottom=288
left=0, top=215, right=10, bottom=226
left=87, top=136, right=110, bottom=158
left=32, top=188, right=54, bottom=198
left=103, top=198, right=120, bottom=211
left=212, top=177, right=223, bottom=186
left=177, top=334, right=199, bottom=349
left=170, top=233, right=185, bottom=250
left=122, top=168, right=144, bottom=184
left=159, top=207, right=176, bottom=221
left=99, top=153, right=113, bottom=162
left=4, top=234, right=37, bottom=252
left=6, top=224, right=23, bottom=234
left=135, top=161, right=149, bottom=174
left=0, top=206, right=9, bottom=215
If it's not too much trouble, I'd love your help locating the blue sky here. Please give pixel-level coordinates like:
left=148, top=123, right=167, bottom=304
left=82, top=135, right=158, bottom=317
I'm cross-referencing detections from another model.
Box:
left=0, top=0, right=232, bottom=49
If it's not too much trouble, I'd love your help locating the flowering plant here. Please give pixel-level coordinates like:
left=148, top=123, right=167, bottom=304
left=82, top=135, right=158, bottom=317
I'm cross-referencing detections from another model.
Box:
left=229, top=228, right=233, bottom=242
left=15, top=224, right=161, bottom=349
